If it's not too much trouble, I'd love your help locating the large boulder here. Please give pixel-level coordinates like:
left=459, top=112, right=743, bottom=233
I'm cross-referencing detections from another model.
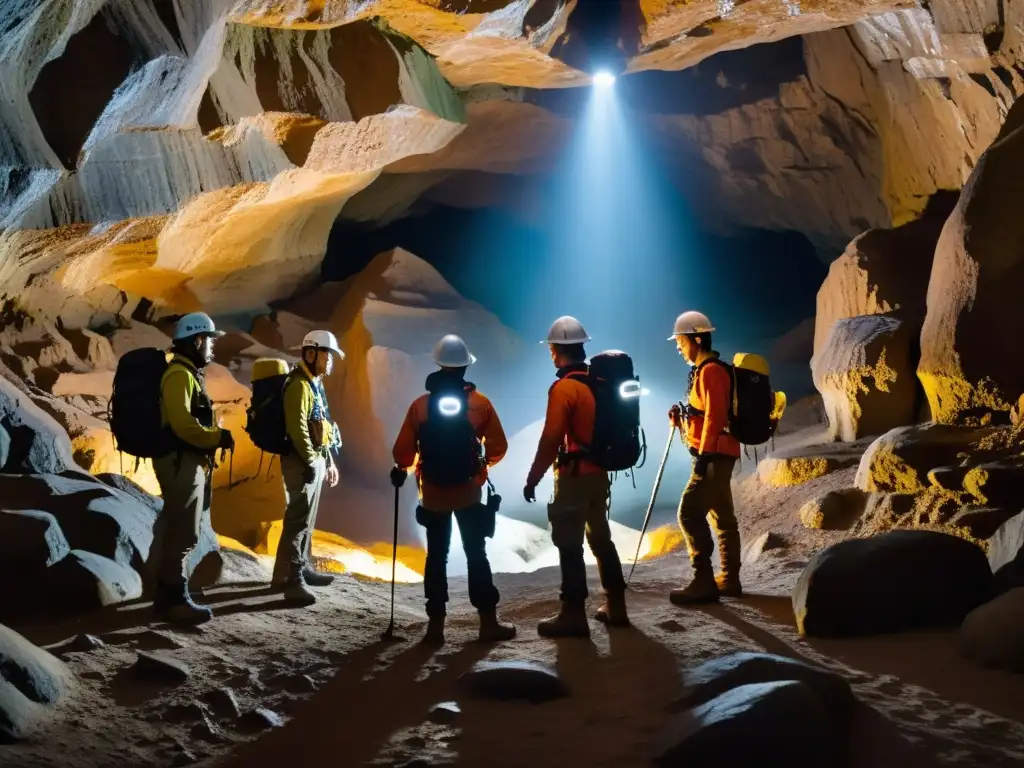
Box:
left=799, top=488, right=868, bottom=531
left=855, top=423, right=998, bottom=494
left=960, top=588, right=1024, bottom=673
left=0, top=375, right=75, bottom=474
left=756, top=430, right=869, bottom=488
left=0, top=510, right=70, bottom=577
left=988, top=511, right=1024, bottom=594
left=811, top=313, right=920, bottom=441
left=793, top=530, right=993, bottom=637
left=919, top=99, right=1024, bottom=424
left=813, top=196, right=953, bottom=356
left=0, top=624, right=72, bottom=743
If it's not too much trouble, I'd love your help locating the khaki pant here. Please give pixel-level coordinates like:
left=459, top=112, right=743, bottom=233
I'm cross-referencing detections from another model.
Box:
left=273, top=454, right=326, bottom=583
left=678, top=456, right=738, bottom=571
left=152, top=450, right=209, bottom=588
left=548, top=472, right=626, bottom=602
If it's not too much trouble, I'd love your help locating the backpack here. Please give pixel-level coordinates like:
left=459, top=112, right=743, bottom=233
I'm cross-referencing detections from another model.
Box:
left=110, top=347, right=171, bottom=459
left=693, top=353, right=781, bottom=446
left=418, top=383, right=483, bottom=487
left=577, top=351, right=645, bottom=472
left=245, top=358, right=295, bottom=456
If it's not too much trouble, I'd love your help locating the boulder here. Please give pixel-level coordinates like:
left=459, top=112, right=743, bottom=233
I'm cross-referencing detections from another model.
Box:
left=757, top=436, right=867, bottom=488
left=63, top=328, right=117, bottom=370
left=814, top=198, right=952, bottom=356
left=951, top=506, right=1020, bottom=540
left=21, top=550, right=145, bottom=618
left=742, top=531, right=786, bottom=564
left=961, top=588, right=1024, bottom=672
left=961, top=459, right=1024, bottom=508
left=672, top=652, right=855, bottom=714
left=0, top=376, right=75, bottom=474
left=855, top=423, right=998, bottom=493
left=919, top=98, right=1024, bottom=424
left=134, top=652, right=189, bottom=682
left=0, top=510, right=70, bottom=575
left=458, top=660, right=567, bottom=703
left=0, top=624, right=72, bottom=743
left=852, top=492, right=917, bottom=536
left=811, top=313, right=920, bottom=441
left=654, top=680, right=843, bottom=767
left=793, top=530, right=993, bottom=637
left=988, top=511, right=1024, bottom=594
left=799, top=488, right=868, bottom=531
left=0, top=315, right=87, bottom=372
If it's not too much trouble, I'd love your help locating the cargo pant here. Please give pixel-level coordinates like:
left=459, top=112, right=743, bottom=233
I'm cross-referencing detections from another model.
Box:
left=273, top=454, right=327, bottom=583
left=678, top=456, right=739, bottom=571
left=417, top=504, right=499, bottom=618
left=548, top=471, right=626, bottom=602
left=152, top=450, right=209, bottom=588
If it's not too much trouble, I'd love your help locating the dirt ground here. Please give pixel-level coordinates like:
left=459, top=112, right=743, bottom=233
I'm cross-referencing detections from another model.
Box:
left=5, top=469, right=1024, bottom=767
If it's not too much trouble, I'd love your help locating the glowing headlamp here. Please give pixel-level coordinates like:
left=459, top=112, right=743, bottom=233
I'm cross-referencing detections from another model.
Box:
left=438, top=396, right=462, bottom=416
left=619, top=380, right=648, bottom=399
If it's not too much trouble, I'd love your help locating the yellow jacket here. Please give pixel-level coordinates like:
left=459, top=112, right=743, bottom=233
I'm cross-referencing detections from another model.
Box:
left=284, top=362, right=338, bottom=466
left=160, top=355, right=222, bottom=452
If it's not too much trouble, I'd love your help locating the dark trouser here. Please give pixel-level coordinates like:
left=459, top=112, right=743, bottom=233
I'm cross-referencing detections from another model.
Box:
left=273, top=454, right=326, bottom=583
left=417, top=505, right=499, bottom=618
left=152, top=450, right=208, bottom=589
left=548, top=472, right=626, bottom=603
left=678, top=455, right=738, bottom=571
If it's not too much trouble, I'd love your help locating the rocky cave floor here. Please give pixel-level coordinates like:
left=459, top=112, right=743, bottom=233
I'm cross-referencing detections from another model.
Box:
left=5, top=470, right=1024, bottom=768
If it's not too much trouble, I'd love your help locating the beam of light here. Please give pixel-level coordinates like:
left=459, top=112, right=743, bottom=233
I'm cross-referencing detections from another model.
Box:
left=593, top=70, right=616, bottom=87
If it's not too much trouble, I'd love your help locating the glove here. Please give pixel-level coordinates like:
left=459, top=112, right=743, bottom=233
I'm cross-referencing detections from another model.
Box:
left=218, top=429, right=235, bottom=450
left=693, top=454, right=710, bottom=478
left=303, top=464, right=317, bottom=484
left=390, top=466, right=407, bottom=488
left=668, top=403, right=682, bottom=426
left=523, top=484, right=537, bottom=503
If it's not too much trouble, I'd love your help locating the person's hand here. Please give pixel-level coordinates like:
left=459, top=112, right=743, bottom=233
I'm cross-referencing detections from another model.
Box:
left=390, top=466, right=407, bottom=488
left=693, top=454, right=710, bottom=479
left=327, top=462, right=339, bottom=488
left=303, top=464, right=317, bottom=484
left=668, top=403, right=682, bottom=427
left=523, top=484, right=537, bottom=503
left=218, top=429, right=235, bottom=450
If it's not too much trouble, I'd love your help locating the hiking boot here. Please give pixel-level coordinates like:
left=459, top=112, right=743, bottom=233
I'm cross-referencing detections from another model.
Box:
left=477, top=609, right=516, bottom=642
left=537, top=601, right=590, bottom=638
left=715, top=572, right=743, bottom=598
left=283, top=579, right=316, bottom=607
left=594, top=591, right=630, bottom=627
left=669, top=568, right=720, bottom=606
left=302, top=567, right=335, bottom=587
left=154, top=583, right=213, bottom=625
left=421, top=615, right=445, bottom=646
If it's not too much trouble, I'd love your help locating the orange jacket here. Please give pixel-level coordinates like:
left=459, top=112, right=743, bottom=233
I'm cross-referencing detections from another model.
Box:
left=527, top=366, right=604, bottom=487
left=686, top=352, right=741, bottom=458
left=393, top=381, right=508, bottom=513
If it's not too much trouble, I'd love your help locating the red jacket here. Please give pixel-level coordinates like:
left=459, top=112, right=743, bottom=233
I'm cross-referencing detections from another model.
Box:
left=527, top=366, right=604, bottom=487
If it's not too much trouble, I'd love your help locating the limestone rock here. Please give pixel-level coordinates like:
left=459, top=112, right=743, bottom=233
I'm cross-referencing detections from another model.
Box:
left=0, top=510, right=70, bottom=575
left=988, top=512, right=1024, bottom=594
left=0, top=624, right=73, bottom=743
left=0, top=376, right=75, bottom=474
left=855, top=423, right=998, bottom=493
left=799, top=488, right=869, bottom=531
left=812, top=313, right=919, bottom=442
left=757, top=436, right=867, bottom=488
left=63, top=328, right=117, bottom=371
left=427, top=701, right=460, bottom=725
left=850, top=492, right=917, bottom=536
left=672, top=652, right=855, bottom=715
left=42, top=550, right=144, bottom=615
left=742, top=531, right=787, bottom=564
left=107, top=322, right=171, bottom=359
left=654, top=681, right=844, bottom=767
left=960, top=459, right=1024, bottom=508
left=813, top=198, right=953, bottom=356
left=202, top=688, right=242, bottom=720
left=919, top=97, right=1024, bottom=424
left=793, top=530, right=993, bottom=637
left=134, top=652, right=189, bottom=683
left=458, top=660, right=567, bottom=703
left=238, top=707, right=284, bottom=732
left=950, top=506, right=1019, bottom=541
left=961, top=588, right=1024, bottom=673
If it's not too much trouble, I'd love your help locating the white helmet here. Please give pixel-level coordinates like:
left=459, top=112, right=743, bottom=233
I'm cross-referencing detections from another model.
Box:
left=173, top=312, right=225, bottom=341
left=294, top=329, right=345, bottom=358
left=542, top=315, right=591, bottom=344
left=668, top=310, right=715, bottom=340
left=433, top=334, right=476, bottom=367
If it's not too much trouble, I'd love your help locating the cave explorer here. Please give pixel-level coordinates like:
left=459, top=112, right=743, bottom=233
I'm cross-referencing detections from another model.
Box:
left=272, top=330, right=344, bottom=607
left=152, top=312, right=235, bottom=625
left=667, top=310, right=743, bottom=604
left=390, top=334, right=516, bottom=646
left=523, top=316, right=630, bottom=638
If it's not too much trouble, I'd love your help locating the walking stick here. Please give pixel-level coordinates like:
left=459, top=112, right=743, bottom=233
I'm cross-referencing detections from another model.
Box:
left=381, top=484, right=402, bottom=642
left=628, top=423, right=677, bottom=585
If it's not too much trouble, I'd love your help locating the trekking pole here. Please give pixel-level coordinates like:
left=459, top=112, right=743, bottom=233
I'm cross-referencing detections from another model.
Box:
left=628, top=423, right=677, bottom=585
left=380, top=484, right=402, bottom=642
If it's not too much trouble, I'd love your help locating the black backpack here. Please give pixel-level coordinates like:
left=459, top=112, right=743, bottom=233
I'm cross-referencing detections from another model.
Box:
left=693, top=353, right=778, bottom=446
left=418, top=384, right=482, bottom=487
left=578, top=351, right=645, bottom=472
left=245, top=359, right=296, bottom=456
left=110, top=348, right=171, bottom=459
